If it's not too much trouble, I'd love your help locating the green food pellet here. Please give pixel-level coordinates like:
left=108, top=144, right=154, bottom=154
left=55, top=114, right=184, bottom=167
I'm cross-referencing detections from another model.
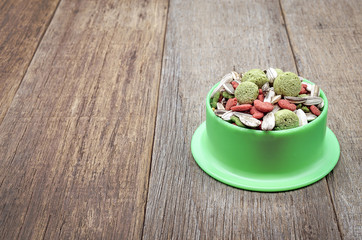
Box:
left=274, top=109, right=299, bottom=130
left=273, top=72, right=301, bottom=97
left=296, top=103, right=302, bottom=109
left=302, top=106, right=310, bottom=113
left=222, top=91, right=234, bottom=99
left=241, top=69, right=269, bottom=88
left=235, top=81, right=259, bottom=104
left=231, top=115, right=245, bottom=127
left=211, top=91, right=220, bottom=108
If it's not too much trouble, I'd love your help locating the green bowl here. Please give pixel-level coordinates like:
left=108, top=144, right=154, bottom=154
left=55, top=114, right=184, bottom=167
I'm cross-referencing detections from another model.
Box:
left=191, top=80, right=340, bottom=192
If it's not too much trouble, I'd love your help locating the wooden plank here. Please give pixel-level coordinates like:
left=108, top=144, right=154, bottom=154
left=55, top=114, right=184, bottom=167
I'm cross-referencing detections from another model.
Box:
left=143, top=0, right=342, bottom=239
left=280, top=0, right=362, bottom=239
left=0, top=0, right=168, bottom=239
left=0, top=0, right=60, bottom=124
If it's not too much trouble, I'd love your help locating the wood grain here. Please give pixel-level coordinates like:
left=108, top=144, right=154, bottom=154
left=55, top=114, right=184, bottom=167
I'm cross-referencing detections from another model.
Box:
left=143, top=0, right=341, bottom=239
left=0, top=0, right=168, bottom=239
left=0, top=0, right=60, bottom=124
left=280, top=0, right=362, bottom=239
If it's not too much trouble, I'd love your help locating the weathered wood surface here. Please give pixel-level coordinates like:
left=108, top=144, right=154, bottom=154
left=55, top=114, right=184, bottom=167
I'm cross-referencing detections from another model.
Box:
left=1, top=0, right=360, bottom=239
left=281, top=0, right=362, bottom=239
left=0, top=0, right=168, bottom=239
left=143, top=0, right=343, bottom=239
left=0, top=0, right=60, bottom=124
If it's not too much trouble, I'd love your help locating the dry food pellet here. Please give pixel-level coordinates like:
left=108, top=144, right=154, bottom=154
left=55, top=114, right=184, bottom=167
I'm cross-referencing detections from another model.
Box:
left=231, top=104, right=252, bottom=112
left=250, top=106, right=264, bottom=119
left=278, top=99, right=297, bottom=111
left=225, top=98, right=238, bottom=110
left=254, top=100, right=274, bottom=113
left=211, top=91, right=220, bottom=108
left=231, top=115, right=245, bottom=127
left=231, top=81, right=239, bottom=89
left=310, top=105, right=321, bottom=116
left=302, top=106, right=310, bottom=113
left=222, top=91, right=234, bottom=99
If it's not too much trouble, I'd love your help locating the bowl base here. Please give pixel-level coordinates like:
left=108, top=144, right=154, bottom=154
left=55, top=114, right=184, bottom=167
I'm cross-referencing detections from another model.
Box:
left=191, top=122, right=340, bottom=192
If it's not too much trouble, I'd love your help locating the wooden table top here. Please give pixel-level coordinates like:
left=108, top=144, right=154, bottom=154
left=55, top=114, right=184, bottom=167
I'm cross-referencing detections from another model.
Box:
left=0, top=0, right=361, bottom=239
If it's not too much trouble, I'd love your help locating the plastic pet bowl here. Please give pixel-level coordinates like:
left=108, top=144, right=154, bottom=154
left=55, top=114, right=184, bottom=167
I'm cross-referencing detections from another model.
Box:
left=191, top=80, right=340, bottom=192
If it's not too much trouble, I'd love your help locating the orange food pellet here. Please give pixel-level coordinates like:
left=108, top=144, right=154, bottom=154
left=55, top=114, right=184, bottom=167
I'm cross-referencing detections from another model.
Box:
left=278, top=99, right=297, bottom=111
left=299, top=86, right=307, bottom=94
left=310, top=105, right=321, bottom=116
left=225, top=98, right=237, bottom=110
left=254, top=100, right=273, bottom=113
left=250, top=106, right=264, bottom=119
left=231, top=104, right=252, bottom=112
left=231, top=81, right=239, bottom=89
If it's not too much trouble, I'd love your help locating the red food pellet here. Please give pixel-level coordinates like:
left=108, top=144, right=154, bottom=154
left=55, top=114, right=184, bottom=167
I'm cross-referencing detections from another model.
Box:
left=225, top=98, right=237, bottom=110
left=250, top=106, right=256, bottom=114
left=231, top=104, right=252, bottom=112
left=299, top=86, right=307, bottom=94
left=258, top=89, right=263, bottom=94
left=257, top=94, right=264, bottom=101
left=250, top=106, right=264, bottom=119
left=253, top=111, right=264, bottom=119
left=231, top=81, right=239, bottom=89
left=302, top=83, right=308, bottom=89
left=278, top=99, right=297, bottom=111
left=254, top=100, right=273, bottom=113
left=310, top=105, right=321, bottom=116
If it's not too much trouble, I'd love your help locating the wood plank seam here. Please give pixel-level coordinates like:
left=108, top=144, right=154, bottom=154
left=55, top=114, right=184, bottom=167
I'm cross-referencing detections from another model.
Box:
left=41, top=214, right=52, bottom=240
left=0, top=0, right=62, bottom=126
left=140, top=2, right=171, bottom=239
left=279, top=1, right=344, bottom=239
left=8, top=125, right=28, bottom=166
left=325, top=179, right=344, bottom=239
left=278, top=0, right=300, bottom=76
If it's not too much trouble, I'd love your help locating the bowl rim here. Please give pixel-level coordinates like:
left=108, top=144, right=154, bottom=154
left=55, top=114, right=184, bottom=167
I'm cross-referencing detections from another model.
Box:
left=206, top=79, right=328, bottom=136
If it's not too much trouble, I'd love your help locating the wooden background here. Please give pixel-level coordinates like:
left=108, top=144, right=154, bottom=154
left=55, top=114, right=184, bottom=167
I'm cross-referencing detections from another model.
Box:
left=0, top=0, right=360, bottom=239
